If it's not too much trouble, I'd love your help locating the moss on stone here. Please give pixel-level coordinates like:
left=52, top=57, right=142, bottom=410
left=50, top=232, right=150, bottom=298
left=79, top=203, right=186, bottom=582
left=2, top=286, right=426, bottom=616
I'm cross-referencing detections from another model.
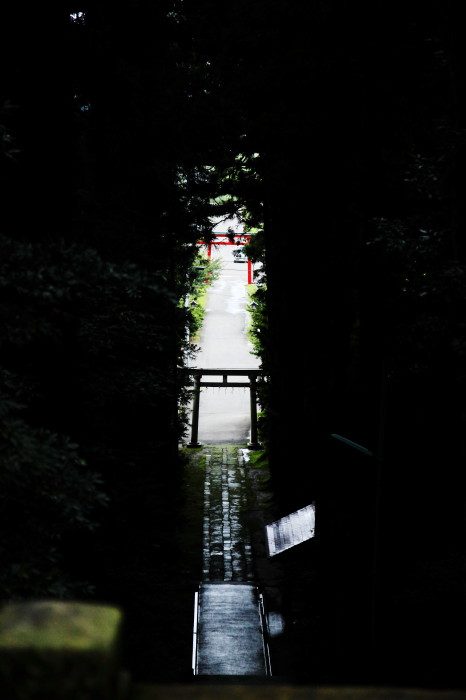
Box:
left=0, top=601, right=122, bottom=650
left=0, top=601, right=123, bottom=699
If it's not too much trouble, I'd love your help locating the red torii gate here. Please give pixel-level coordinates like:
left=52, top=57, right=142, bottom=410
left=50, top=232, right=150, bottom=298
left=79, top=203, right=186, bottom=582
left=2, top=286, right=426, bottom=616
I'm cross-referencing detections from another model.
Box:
left=199, top=233, right=254, bottom=284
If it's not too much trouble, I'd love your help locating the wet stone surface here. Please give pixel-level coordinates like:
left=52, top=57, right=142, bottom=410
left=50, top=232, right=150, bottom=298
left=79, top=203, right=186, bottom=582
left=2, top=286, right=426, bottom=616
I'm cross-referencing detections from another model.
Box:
left=190, top=443, right=285, bottom=677
left=202, top=446, right=254, bottom=583
left=195, top=583, right=269, bottom=676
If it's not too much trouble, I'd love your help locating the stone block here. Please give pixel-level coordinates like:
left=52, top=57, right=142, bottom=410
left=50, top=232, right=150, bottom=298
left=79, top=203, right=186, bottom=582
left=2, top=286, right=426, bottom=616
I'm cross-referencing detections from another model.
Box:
left=0, top=600, right=123, bottom=700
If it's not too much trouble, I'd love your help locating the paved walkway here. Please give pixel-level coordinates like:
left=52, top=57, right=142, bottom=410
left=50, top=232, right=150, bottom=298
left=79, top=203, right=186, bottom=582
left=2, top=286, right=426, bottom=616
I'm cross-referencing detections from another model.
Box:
left=201, top=445, right=254, bottom=582
left=194, top=582, right=271, bottom=676
left=192, top=245, right=260, bottom=445
left=192, top=444, right=277, bottom=676
left=187, top=244, right=280, bottom=676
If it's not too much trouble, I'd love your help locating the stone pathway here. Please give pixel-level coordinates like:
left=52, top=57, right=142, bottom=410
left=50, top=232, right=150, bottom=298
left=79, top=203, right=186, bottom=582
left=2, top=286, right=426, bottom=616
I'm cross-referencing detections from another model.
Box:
left=201, top=445, right=254, bottom=582
left=193, top=444, right=276, bottom=676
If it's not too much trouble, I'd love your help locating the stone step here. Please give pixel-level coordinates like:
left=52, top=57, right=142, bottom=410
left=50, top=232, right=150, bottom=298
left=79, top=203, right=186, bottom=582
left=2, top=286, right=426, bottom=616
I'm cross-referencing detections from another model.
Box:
left=193, top=582, right=271, bottom=677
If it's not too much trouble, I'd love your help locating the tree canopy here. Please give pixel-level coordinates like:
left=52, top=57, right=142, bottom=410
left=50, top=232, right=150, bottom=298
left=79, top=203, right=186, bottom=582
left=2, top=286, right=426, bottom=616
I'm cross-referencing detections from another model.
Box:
left=1, top=0, right=466, bottom=688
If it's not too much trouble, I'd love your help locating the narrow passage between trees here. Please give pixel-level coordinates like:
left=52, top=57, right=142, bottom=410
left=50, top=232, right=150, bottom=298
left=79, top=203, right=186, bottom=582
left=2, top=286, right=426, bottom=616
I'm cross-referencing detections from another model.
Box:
left=189, top=244, right=272, bottom=677
left=192, top=445, right=272, bottom=677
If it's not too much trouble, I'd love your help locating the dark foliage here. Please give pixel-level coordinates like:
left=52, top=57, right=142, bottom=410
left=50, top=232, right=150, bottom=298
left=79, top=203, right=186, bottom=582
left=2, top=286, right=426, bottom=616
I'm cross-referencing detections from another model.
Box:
left=1, top=0, right=466, bottom=688
left=0, top=3, right=208, bottom=615
left=182, top=0, right=466, bottom=687
left=0, top=233, right=183, bottom=598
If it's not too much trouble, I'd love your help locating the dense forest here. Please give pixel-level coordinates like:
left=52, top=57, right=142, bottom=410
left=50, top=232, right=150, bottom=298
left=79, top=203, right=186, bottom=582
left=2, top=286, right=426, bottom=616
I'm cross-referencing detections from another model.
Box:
left=1, top=0, right=465, bottom=690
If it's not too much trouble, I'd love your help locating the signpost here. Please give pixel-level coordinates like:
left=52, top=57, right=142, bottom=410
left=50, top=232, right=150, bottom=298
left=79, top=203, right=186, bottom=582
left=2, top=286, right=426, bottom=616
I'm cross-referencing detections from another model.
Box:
left=265, top=504, right=316, bottom=557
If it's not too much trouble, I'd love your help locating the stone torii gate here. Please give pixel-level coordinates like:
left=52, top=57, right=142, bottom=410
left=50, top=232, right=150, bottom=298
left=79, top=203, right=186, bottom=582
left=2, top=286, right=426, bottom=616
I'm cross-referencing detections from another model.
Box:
left=186, top=368, right=262, bottom=450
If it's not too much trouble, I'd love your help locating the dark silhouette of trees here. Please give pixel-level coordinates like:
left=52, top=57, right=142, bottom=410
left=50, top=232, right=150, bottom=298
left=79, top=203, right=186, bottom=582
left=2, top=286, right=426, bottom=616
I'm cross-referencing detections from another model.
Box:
left=1, top=0, right=465, bottom=688
left=183, top=0, right=466, bottom=686
left=0, top=3, right=210, bottom=603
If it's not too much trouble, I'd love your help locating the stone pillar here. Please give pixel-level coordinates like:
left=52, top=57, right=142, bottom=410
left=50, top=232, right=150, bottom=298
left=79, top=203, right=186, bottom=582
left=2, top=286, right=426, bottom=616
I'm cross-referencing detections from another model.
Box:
left=248, top=375, right=260, bottom=450
left=188, top=372, right=202, bottom=447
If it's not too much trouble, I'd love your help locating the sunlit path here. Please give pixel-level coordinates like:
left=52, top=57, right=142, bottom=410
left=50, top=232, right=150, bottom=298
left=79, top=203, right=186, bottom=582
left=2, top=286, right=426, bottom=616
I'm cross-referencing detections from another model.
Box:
left=193, top=245, right=260, bottom=445
left=189, top=242, right=271, bottom=677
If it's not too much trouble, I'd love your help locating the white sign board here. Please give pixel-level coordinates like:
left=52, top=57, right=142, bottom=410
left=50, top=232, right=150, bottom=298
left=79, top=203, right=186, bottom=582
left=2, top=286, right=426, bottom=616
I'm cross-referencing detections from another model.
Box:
left=265, top=503, right=315, bottom=557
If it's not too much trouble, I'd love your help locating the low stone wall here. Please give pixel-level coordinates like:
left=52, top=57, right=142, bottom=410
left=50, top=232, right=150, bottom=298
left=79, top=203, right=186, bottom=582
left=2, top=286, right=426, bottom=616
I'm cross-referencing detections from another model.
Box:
left=133, top=686, right=466, bottom=700
left=0, top=600, right=126, bottom=700
left=1, top=601, right=465, bottom=700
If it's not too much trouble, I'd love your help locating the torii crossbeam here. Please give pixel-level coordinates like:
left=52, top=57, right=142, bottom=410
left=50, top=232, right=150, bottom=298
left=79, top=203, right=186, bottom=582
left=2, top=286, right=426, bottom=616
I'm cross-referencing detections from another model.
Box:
left=185, top=368, right=263, bottom=450
left=199, top=233, right=254, bottom=284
